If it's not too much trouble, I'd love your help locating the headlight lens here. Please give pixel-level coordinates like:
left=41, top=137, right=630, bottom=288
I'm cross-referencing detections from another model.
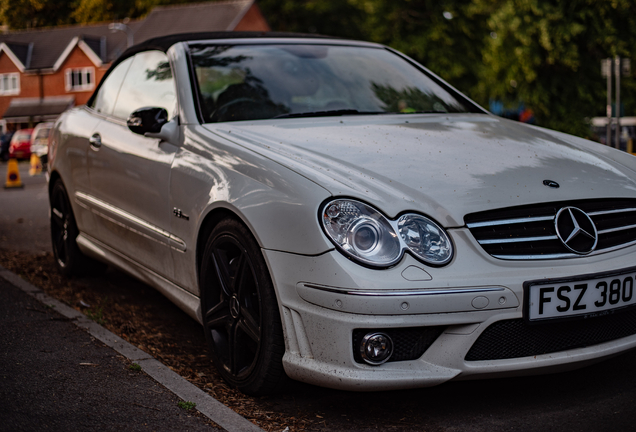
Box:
left=321, top=199, right=453, bottom=267
left=322, top=199, right=401, bottom=266
left=397, top=214, right=453, bottom=265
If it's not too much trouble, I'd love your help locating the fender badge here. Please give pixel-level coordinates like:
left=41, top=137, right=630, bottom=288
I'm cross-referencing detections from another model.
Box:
left=543, top=179, right=560, bottom=188
left=173, top=208, right=189, bottom=221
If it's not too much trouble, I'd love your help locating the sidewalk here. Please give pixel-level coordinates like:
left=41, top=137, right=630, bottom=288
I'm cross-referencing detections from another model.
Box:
left=0, top=268, right=262, bottom=432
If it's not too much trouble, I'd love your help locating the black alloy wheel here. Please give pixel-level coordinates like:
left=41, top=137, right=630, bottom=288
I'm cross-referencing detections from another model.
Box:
left=200, top=218, right=287, bottom=396
left=50, top=179, right=105, bottom=276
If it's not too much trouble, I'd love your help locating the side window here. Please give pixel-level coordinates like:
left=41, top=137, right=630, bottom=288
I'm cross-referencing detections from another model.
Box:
left=91, top=57, right=133, bottom=116
left=112, top=51, right=177, bottom=120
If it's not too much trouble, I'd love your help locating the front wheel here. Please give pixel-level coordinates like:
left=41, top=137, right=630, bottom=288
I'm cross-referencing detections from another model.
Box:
left=200, top=218, right=288, bottom=396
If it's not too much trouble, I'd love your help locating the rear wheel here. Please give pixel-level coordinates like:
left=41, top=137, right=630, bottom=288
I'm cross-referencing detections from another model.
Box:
left=200, top=218, right=288, bottom=396
left=50, top=180, right=106, bottom=276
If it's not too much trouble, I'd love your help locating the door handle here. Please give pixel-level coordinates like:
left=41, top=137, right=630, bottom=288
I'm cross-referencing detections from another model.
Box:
left=89, top=133, right=102, bottom=150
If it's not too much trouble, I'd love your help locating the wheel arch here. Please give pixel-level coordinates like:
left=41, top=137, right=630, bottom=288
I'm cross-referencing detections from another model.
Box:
left=48, top=170, right=62, bottom=196
left=195, top=206, right=246, bottom=279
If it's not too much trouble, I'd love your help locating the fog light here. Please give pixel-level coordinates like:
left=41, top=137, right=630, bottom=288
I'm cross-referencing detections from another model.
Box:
left=360, top=332, right=393, bottom=365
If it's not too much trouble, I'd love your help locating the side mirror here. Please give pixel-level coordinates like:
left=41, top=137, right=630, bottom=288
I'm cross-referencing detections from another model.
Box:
left=127, top=107, right=168, bottom=135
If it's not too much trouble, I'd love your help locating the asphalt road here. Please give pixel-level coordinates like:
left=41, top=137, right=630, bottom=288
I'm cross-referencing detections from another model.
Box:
left=0, top=274, right=220, bottom=432
left=2, top=159, right=636, bottom=431
left=0, top=160, right=50, bottom=254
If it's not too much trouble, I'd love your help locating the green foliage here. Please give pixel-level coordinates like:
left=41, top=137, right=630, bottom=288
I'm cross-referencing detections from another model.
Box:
left=128, top=363, right=142, bottom=371
left=473, top=0, right=636, bottom=136
left=350, top=0, right=492, bottom=98
left=258, top=0, right=366, bottom=40
left=84, top=306, right=106, bottom=325
left=71, top=0, right=127, bottom=23
left=71, top=0, right=193, bottom=23
left=0, top=0, right=74, bottom=28
left=177, top=401, right=196, bottom=411
left=0, top=0, right=190, bottom=29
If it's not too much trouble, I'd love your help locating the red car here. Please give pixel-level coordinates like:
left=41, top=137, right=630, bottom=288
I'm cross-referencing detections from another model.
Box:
left=9, top=128, right=33, bottom=159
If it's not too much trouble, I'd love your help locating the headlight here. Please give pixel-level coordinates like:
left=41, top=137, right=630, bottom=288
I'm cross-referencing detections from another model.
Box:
left=321, top=199, right=453, bottom=267
left=322, top=199, right=401, bottom=267
left=397, top=214, right=453, bottom=265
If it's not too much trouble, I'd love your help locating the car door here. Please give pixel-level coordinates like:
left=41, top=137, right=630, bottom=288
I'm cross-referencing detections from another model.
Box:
left=84, top=50, right=178, bottom=280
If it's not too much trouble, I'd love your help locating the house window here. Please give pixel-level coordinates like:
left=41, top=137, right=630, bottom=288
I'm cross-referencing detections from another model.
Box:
left=0, top=73, right=20, bottom=95
left=65, top=67, right=95, bottom=91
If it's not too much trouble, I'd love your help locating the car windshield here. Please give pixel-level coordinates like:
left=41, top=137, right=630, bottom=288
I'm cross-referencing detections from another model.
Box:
left=35, top=128, right=50, bottom=140
left=189, top=43, right=481, bottom=123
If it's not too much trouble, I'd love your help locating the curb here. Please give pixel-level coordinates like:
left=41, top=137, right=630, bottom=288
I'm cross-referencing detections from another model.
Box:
left=0, top=266, right=264, bottom=432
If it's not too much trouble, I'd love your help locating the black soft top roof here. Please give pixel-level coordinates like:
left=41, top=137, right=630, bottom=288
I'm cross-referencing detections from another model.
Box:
left=122, top=31, right=338, bottom=57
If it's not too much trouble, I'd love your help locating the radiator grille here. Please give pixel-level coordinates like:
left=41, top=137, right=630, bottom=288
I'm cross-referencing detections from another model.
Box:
left=465, top=199, right=636, bottom=260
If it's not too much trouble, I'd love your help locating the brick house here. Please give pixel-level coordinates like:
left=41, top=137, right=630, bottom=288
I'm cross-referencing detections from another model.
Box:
left=0, top=0, right=269, bottom=130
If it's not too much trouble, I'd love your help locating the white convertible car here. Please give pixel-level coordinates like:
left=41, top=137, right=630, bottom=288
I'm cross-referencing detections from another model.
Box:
left=49, top=32, right=636, bottom=395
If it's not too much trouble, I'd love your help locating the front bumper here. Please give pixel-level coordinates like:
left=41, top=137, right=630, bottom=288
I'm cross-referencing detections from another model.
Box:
left=263, top=228, right=636, bottom=391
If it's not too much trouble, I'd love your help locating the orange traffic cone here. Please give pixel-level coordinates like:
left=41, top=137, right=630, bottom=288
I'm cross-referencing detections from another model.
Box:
left=4, top=158, right=23, bottom=188
left=29, top=153, right=42, bottom=176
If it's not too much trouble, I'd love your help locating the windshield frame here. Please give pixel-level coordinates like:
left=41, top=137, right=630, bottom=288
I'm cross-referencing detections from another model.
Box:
left=186, top=40, right=487, bottom=124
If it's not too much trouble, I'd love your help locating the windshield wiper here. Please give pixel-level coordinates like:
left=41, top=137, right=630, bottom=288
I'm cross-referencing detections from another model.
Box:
left=274, top=109, right=384, bottom=119
left=385, top=110, right=450, bottom=114
left=410, top=110, right=450, bottom=114
left=274, top=109, right=454, bottom=119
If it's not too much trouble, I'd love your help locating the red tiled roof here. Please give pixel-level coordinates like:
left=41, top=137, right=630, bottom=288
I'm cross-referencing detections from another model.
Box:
left=0, top=0, right=258, bottom=71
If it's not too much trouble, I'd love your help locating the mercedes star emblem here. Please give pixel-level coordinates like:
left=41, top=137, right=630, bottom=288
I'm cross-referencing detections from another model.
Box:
left=554, top=206, right=598, bottom=254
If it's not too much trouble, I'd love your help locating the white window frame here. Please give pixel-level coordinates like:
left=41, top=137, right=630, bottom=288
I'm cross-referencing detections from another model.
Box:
left=0, top=72, right=20, bottom=95
left=65, top=67, right=95, bottom=92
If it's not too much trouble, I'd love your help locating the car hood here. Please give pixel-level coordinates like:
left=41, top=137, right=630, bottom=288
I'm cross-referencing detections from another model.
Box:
left=204, top=114, right=636, bottom=227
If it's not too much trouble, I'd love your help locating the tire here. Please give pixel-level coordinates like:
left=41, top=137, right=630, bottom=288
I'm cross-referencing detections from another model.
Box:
left=49, top=180, right=106, bottom=277
left=200, top=218, right=288, bottom=396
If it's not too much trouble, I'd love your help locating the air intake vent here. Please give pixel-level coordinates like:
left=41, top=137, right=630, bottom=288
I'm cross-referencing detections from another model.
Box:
left=465, top=308, right=636, bottom=361
left=465, top=199, right=636, bottom=260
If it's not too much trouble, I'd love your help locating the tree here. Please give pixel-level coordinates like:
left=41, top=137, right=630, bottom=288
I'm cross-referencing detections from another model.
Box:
left=72, top=0, right=193, bottom=23
left=347, top=0, right=493, bottom=100
left=473, top=0, right=636, bottom=136
left=0, top=0, right=187, bottom=29
left=71, top=0, right=131, bottom=23
left=257, top=0, right=366, bottom=40
left=0, top=0, right=74, bottom=28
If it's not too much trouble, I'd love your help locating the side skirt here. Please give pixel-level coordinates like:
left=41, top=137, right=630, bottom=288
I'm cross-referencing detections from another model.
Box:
left=76, top=233, right=202, bottom=324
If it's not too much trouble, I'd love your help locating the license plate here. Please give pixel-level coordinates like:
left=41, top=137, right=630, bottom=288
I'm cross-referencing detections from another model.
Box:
left=525, top=267, right=636, bottom=322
